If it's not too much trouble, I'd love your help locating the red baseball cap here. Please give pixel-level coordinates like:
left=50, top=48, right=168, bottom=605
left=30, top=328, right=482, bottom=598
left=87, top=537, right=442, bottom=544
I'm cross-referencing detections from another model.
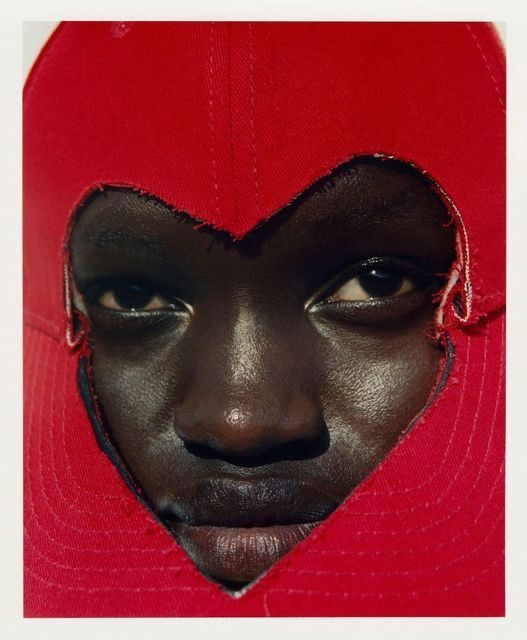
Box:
left=24, top=22, right=505, bottom=616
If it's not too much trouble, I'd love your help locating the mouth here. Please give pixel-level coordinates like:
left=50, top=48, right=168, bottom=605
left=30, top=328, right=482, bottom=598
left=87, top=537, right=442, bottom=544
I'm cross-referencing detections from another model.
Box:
left=169, top=520, right=322, bottom=588
left=157, top=477, right=339, bottom=587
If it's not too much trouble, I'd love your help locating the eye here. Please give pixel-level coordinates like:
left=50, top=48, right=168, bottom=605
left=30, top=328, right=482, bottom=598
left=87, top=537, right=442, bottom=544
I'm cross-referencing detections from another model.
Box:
left=329, top=269, right=414, bottom=302
left=96, top=284, right=175, bottom=311
left=306, top=259, right=438, bottom=325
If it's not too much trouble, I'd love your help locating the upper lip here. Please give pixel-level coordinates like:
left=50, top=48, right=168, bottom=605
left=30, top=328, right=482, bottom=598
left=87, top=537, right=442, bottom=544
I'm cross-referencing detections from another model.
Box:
left=157, top=477, right=340, bottom=527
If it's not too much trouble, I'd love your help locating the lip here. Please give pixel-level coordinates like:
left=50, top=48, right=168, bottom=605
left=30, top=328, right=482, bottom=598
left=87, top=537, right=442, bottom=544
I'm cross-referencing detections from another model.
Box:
left=157, top=477, right=339, bottom=585
left=158, top=477, right=339, bottom=527
left=168, top=520, right=322, bottom=585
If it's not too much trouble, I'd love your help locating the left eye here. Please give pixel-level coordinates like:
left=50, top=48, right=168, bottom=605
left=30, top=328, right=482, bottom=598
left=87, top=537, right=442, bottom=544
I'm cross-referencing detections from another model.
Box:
left=97, top=284, right=174, bottom=311
left=329, top=269, right=414, bottom=302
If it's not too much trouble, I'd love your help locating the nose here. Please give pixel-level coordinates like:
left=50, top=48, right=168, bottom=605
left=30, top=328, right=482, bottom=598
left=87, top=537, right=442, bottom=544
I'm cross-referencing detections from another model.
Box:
left=173, top=305, right=324, bottom=459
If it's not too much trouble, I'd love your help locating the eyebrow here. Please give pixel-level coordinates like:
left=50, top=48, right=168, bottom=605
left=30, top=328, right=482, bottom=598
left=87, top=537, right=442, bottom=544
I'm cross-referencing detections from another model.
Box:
left=292, top=193, right=445, bottom=245
left=313, top=177, right=435, bottom=216
left=81, top=227, right=169, bottom=254
left=76, top=171, right=447, bottom=259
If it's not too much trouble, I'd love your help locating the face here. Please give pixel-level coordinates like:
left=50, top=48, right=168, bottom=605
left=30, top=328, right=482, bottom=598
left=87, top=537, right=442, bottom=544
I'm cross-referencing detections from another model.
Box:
left=70, top=158, right=455, bottom=590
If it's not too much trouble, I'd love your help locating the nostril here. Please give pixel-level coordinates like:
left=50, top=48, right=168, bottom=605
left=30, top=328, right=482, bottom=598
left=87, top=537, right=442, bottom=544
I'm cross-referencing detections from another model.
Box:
left=183, top=426, right=330, bottom=467
left=174, top=401, right=326, bottom=461
left=173, top=385, right=327, bottom=461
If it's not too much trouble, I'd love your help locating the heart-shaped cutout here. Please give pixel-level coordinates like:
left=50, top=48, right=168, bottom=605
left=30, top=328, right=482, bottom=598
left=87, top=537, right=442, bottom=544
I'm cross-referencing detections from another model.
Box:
left=68, top=156, right=456, bottom=592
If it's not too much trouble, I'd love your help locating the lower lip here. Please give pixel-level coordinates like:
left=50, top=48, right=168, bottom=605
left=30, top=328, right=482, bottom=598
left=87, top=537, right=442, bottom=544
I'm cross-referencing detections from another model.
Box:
left=169, top=520, right=321, bottom=586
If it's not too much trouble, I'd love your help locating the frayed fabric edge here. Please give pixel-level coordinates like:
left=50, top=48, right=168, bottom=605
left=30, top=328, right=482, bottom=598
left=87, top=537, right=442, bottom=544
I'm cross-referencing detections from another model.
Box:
left=61, top=152, right=477, bottom=349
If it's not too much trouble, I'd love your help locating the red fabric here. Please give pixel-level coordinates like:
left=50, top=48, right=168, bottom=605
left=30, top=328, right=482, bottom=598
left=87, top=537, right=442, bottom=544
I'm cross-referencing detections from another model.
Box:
left=23, top=22, right=505, bottom=616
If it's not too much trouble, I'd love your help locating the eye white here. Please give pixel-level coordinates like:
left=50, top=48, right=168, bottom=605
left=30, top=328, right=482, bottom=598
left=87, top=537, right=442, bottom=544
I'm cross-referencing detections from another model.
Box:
left=98, top=290, right=170, bottom=311
left=331, top=275, right=414, bottom=302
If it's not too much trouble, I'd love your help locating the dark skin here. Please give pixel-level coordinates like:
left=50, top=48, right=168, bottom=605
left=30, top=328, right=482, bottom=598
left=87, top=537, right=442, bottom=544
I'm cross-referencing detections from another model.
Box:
left=70, top=158, right=455, bottom=591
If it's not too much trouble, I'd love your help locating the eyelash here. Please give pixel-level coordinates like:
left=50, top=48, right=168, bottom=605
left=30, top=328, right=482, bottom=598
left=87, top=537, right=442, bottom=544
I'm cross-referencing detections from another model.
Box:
left=81, top=278, right=189, bottom=315
left=305, top=257, right=436, bottom=309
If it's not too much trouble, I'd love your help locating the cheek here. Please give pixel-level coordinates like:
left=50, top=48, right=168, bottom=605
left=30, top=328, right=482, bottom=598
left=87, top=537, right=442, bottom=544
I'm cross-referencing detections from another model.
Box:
left=90, top=340, right=183, bottom=484
left=319, top=318, right=441, bottom=462
left=87, top=312, right=443, bottom=503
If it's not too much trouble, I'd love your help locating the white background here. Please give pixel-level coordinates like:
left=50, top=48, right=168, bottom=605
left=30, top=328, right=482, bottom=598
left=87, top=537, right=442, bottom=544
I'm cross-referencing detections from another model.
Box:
left=2, top=2, right=526, bottom=640
left=22, top=22, right=507, bottom=79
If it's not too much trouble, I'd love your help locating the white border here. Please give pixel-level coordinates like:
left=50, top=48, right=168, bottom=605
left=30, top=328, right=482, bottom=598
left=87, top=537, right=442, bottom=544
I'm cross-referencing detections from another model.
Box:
left=2, top=2, right=526, bottom=638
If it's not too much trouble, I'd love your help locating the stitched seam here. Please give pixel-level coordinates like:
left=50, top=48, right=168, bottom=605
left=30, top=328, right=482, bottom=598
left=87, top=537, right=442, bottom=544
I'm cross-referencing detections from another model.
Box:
left=342, top=330, right=492, bottom=523
left=25, top=334, right=175, bottom=549
left=370, top=153, right=472, bottom=326
left=24, top=318, right=62, bottom=344
left=34, top=346, right=156, bottom=535
left=207, top=23, right=220, bottom=218
left=465, top=24, right=505, bottom=114
left=227, top=22, right=238, bottom=223
left=362, top=315, right=504, bottom=499
left=24, top=309, right=60, bottom=334
left=261, top=554, right=503, bottom=600
left=307, top=317, right=503, bottom=537
left=25, top=333, right=190, bottom=584
left=283, top=461, right=503, bottom=569
left=248, top=23, right=261, bottom=218
left=337, top=336, right=469, bottom=506
left=25, top=533, right=185, bottom=574
left=44, top=155, right=504, bottom=600
left=53, top=337, right=131, bottom=511
left=245, top=317, right=504, bottom=599
left=24, top=565, right=212, bottom=594
left=433, top=182, right=473, bottom=324
left=276, top=513, right=502, bottom=587
left=61, top=354, right=127, bottom=504
left=24, top=335, right=175, bottom=548
left=77, top=356, right=167, bottom=523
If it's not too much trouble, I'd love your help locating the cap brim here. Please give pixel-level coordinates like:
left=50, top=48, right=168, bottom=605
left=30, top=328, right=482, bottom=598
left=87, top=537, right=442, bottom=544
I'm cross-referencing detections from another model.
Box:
left=24, top=310, right=504, bottom=616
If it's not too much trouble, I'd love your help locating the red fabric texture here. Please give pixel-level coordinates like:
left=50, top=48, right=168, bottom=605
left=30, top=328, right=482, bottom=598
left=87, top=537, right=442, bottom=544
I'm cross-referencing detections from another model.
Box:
left=23, top=22, right=505, bottom=616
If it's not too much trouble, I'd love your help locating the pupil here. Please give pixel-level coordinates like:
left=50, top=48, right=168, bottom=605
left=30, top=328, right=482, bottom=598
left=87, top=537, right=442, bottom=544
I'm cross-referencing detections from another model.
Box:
left=113, top=285, right=154, bottom=309
left=358, top=270, right=403, bottom=298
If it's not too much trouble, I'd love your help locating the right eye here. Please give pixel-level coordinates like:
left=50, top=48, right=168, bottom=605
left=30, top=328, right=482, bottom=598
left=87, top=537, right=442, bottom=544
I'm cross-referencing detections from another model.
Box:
left=97, top=284, right=175, bottom=311
left=76, top=280, right=192, bottom=334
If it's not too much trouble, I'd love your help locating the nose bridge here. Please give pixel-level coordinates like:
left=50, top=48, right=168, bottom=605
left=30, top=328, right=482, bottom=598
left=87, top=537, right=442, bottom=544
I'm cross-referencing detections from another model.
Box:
left=228, top=304, right=266, bottom=388
left=174, top=297, right=322, bottom=457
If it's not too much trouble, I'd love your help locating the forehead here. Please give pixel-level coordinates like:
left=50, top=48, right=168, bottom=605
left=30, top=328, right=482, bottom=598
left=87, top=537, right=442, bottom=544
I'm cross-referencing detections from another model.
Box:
left=70, top=159, right=454, bottom=269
